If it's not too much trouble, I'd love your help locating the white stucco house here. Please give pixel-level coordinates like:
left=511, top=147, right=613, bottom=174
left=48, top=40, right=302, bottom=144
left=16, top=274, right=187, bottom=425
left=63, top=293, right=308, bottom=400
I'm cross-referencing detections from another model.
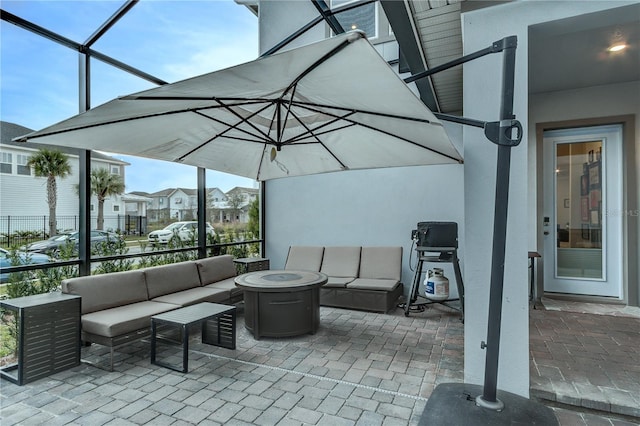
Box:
left=141, top=186, right=258, bottom=224
left=0, top=121, right=131, bottom=233
left=212, top=187, right=259, bottom=223
left=240, top=0, right=639, bottom=399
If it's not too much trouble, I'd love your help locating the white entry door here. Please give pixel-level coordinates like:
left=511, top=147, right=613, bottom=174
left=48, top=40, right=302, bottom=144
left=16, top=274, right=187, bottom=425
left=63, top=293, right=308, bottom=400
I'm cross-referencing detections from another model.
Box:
left=543, top=125, right=623, bottom=298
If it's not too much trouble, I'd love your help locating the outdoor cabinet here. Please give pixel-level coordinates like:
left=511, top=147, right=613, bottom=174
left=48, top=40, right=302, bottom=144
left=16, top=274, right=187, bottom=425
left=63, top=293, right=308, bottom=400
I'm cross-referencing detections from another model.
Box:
left=0, top=292, right=81, bottom=385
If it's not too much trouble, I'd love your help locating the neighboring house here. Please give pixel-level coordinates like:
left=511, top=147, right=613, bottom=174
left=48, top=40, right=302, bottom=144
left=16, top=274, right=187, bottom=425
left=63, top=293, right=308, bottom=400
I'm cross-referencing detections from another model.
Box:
left=145, top=186, right=258, bottom=224
left=0, top=121, right=130, bottom=232
left=145, top=188, right=197, bottom=222
left=241, top=0, right=640, bottom=400
left=211, top=187, right=258, bottom=223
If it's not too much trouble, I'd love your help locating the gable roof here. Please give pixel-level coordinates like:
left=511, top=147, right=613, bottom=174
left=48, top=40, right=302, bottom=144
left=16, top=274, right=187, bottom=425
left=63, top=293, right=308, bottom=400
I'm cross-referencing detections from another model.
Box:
left=1, top=121, right=129, bottom=165
left=227, top=186, right=259, bottom=195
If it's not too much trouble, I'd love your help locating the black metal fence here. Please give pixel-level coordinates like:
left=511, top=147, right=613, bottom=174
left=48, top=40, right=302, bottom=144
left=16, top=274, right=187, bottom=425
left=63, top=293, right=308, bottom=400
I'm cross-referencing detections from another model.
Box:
left=0, top=215, right=147, bottom=247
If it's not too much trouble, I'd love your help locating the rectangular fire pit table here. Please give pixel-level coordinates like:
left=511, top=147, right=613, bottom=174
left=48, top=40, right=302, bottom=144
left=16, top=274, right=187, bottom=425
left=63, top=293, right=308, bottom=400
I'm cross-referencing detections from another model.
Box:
left=150, top=302, right=236, bottom=373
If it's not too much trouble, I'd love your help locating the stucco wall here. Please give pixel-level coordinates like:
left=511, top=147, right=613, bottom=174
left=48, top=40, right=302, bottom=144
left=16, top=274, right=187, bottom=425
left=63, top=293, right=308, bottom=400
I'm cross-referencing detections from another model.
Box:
left=264, top=122, right=464, bottom=297
left=265, top=164, right=465, bottom=290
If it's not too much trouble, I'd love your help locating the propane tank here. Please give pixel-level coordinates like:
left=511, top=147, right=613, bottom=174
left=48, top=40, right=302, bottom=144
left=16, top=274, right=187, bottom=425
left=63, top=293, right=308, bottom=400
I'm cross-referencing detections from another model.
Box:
left=424, top=268, right=449, bottom=301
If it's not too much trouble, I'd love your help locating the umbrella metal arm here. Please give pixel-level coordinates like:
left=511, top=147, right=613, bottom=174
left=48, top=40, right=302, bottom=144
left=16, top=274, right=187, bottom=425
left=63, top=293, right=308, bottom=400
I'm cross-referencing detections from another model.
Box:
left=433, top=113, right=522, bottom=148
left=405, top=36, right=522, bottom=149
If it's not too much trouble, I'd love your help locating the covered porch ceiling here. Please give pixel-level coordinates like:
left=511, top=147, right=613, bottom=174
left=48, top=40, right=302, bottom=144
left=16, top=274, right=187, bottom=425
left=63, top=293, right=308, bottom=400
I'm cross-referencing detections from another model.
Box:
left=385, top=1, right=639, bottom=116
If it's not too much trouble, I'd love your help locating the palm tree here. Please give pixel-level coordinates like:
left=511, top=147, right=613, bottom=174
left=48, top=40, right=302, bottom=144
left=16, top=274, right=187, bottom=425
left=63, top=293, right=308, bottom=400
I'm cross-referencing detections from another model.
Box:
left=90, top=168, right=125, bottom=230
left=27, top=149, right=71, bottom=237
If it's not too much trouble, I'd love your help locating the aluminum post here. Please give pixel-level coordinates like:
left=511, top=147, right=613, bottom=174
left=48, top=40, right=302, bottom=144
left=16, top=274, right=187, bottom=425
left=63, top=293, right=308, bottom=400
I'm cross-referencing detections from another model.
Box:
left=197, top=167, right=207, bottom=259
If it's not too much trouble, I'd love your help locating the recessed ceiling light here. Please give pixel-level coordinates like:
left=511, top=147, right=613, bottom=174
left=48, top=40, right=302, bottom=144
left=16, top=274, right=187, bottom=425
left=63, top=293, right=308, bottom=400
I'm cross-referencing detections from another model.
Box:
left=608, top=43, right=627, bottom=52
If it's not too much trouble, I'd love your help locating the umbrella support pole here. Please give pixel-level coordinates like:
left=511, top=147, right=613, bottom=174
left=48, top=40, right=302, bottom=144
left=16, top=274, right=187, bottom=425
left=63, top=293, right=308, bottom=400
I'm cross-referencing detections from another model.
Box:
left=418, top=35, right=558, bottom=425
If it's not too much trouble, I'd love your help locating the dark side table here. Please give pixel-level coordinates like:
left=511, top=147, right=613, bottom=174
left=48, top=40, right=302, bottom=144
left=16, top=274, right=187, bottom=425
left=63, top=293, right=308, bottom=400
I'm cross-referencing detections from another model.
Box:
left=233, top=257, right=270, bottom=274
left=151, top=302, right=236, bottom=373
left=0, top=292, right=81, bottom=385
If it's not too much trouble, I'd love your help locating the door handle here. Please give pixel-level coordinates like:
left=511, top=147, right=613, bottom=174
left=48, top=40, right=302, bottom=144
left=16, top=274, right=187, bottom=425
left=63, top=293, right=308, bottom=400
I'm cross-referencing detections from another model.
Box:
left=544, top=231, right=550, bottom=235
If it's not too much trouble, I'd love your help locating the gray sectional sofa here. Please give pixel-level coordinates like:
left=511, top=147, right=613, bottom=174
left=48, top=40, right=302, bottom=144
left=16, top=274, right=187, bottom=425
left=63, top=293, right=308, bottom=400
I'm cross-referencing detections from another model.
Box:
left=61, top=255, right=241, bottom=370
left=284, top=246, right=403, bottom=313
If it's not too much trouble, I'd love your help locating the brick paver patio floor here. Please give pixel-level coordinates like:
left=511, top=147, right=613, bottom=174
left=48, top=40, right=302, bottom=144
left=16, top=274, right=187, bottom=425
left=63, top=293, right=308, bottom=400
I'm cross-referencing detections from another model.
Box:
left=1, top=304, right=638, bottom=425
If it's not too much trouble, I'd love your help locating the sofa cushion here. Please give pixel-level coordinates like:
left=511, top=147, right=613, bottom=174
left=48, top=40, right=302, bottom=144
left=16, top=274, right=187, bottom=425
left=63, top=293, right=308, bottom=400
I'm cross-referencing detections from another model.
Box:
left=62, top=270, right=148, bottom=315
left=284, top=246, right=324, bottom=271
left=320, top=246, right=360, bottom=278
left=359, top=246, right=402, bottom=280
left=144, top=261, right=201, bottom=299
left=151, top=286, right=230, bottom=306
left=81, top=301, right=176, bottom=338
left=206, top=277, right=243, bottom=298
left=324, top=277, right=356, bottom=288
left=196, top=255, right=236, bottom=285
left=347, top=279, right=400, bottom=291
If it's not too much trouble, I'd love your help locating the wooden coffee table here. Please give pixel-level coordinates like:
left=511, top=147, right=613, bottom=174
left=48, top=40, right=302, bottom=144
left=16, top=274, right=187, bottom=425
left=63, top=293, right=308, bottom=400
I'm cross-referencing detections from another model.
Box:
left=234, top=270, right=327, bottom=339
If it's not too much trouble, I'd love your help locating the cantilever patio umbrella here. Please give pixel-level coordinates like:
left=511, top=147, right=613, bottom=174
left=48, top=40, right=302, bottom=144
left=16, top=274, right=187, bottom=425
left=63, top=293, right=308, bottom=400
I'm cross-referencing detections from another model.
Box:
left=16, top=31, right=462, bottom=179
left=17, top=27, right=556, bottom=423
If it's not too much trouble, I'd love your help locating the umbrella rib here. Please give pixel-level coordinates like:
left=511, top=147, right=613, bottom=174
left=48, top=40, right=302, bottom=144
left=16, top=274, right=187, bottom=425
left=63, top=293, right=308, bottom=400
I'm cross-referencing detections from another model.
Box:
left=280, top=35, right=359, bottom=100
left=122, top=95, right=275, bottom=103
left=284, top=109, right=349, bottom=170
left=17, top=100, right=271, bottom=142
left=293, top=102, right=461, bottom=163
left=193, top=104, right=273, bottom=142
left=291, top=100, right=437, bottom=125
left=285, top=122, right=356, bottom=145
left=176, top=105, right=276, bottom=161
left=215, top=98, right=276, bottom=146
left=280, top=84, right=298, bottom=143
left=281, top=110, right=357, bottom=145
left=266, top=100, right=279, bottom=144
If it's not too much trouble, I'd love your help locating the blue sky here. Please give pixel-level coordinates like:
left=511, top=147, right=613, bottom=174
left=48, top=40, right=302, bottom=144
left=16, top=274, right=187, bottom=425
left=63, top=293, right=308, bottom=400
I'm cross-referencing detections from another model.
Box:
left=1, top=0, right=259, bottom=193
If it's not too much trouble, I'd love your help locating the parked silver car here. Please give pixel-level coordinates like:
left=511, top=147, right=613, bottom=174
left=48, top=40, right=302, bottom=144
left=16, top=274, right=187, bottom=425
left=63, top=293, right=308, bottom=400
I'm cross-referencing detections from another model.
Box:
left=147, top=221, right=215, bottom=245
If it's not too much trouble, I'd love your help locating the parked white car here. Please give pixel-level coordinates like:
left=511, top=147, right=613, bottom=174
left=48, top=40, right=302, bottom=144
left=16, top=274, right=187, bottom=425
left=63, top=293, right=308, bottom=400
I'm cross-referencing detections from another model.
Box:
left=147, top=221, right=215, bottom=245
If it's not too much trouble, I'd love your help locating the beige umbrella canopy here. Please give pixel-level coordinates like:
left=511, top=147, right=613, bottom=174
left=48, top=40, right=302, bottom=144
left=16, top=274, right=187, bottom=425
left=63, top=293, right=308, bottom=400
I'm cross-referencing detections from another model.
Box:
left=17, top=31, right=461, bottom=181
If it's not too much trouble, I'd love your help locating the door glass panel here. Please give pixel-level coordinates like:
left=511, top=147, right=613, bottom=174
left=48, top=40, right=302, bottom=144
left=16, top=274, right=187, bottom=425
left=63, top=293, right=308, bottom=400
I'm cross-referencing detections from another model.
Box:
left=555, top=140, right=603, bottom=279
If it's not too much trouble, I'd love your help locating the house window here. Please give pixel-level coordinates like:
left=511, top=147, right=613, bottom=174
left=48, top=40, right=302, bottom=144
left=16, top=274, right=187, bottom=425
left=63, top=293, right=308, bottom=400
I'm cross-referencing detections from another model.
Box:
left=159, top=198, right=164, bottom=205
left=113, top=205, right=120, bottom=212
left=331, top=0, right=377, bottom=39
left=90, top=204, right=95, bottom=211
left=0, top=152, right=12, bottom=174
left=111, top=166, right=120, bottom=175
left=17, top=154, right=30, bottom=176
